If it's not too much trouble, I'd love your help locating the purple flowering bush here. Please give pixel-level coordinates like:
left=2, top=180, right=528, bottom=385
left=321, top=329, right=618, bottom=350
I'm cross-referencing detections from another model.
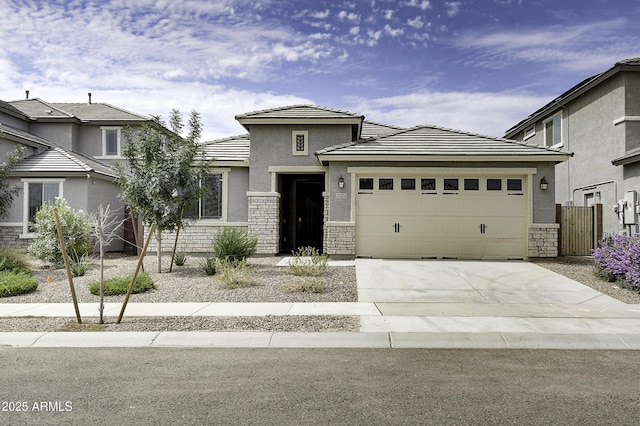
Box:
left=592, top=234, right=640, bottom=289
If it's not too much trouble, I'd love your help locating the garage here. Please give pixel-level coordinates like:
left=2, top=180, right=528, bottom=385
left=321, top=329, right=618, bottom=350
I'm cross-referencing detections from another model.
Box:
left=355, top=173, right=528, bottom=259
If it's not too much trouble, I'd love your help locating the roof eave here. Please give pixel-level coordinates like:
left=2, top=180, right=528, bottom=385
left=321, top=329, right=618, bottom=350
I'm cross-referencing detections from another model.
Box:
left=316, top=153, right=572, bottom=164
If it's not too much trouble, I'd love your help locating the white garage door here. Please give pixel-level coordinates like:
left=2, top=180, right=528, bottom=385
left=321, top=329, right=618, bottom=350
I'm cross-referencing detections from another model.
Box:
left=356, top=175, right=528, bottom=259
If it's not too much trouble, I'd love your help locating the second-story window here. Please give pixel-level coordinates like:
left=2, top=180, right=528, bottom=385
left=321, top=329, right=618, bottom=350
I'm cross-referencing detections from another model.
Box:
left=101, top=127, right=121, bottom=157
left=543, top=113, right=562, bottom=147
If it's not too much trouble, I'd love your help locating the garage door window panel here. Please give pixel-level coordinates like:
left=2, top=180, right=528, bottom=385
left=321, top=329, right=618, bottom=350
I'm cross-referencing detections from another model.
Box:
left=359, top=178, right=374, bottom=191
left=379, top=178, right=394, bottom=190
left=507, top=179, right=523, bottom=192
left=464, top=179, right=479, bottom=191
left=421, top=178, right=436, bottom=192
left=487, top=179, right=502, bottom=191
left=444, top=178, right=459, bottom=192
left=401, top=178, right=416, bottom=190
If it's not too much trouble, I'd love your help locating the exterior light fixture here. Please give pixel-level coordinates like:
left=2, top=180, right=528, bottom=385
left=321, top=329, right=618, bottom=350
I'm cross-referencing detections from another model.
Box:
left=540, top=176, right=548, bottom=190
left=338, top=175, right=345, bottom=188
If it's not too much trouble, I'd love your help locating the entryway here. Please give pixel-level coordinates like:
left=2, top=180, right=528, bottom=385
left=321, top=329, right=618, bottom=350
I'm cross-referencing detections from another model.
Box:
left=279, top=174, right=325, bottom=253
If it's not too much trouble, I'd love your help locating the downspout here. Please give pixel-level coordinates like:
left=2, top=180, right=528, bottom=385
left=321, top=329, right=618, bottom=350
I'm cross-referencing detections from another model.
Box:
left=572, top=180, right=617, bottom=205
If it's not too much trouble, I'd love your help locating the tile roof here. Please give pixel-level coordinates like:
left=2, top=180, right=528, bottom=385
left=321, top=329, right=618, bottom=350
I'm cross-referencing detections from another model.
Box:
left=8, top=98, right=148, bottom=122
left=201, top=134, right=250, bottom=163
left=361, top=120, right=405, bottom=138
left=12, top=147, right=116, bottom=178
left=0, top=123, right=52, bottom=148
left=235, top=104, right=363, bottom=120
left=0, top=100, right=29, bottom=118
left=317, top=125, right=571, bottom=161
left=505, top=58, right=640, bottom=136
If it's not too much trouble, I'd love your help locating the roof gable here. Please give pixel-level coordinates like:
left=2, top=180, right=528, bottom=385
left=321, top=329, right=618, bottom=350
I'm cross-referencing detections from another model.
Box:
left=505, top=58, right=640, bottom=137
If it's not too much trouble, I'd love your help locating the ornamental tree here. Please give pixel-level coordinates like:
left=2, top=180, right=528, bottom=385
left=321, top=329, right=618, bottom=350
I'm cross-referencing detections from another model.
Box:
left=114, top=109, right=209, bottom=272
left=0, top=145, right=25, bottom=219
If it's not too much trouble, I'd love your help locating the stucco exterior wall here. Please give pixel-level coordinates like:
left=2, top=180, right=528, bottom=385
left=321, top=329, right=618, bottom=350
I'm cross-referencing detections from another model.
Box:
left=28, top=122, right=77, bottom=150
left=248, top=124, right=352, bottom=192
left=227, top=167, right=249, bottom=222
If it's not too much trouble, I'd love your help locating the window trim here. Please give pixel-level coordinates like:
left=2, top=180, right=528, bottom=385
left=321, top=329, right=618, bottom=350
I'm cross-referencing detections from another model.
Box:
left=21, top=178, right=65, bottom=236
left=523, top=125, right=536, bottom=141
left=184, top=170, right=229, bottom=222
left=291, top=130, right=309, bottom=156
left=98, top=126, right=122, bottom=158
left=542, top=113, right=563, bottom=148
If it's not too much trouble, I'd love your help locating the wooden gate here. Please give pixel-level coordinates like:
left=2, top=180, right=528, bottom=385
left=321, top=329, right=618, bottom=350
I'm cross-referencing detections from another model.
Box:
left=556, top=204, right=603, bottom=256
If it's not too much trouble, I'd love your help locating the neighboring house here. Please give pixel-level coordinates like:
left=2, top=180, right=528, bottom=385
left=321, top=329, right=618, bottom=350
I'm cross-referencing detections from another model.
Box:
left=0, top=95, right=149, bottom=251
left=505, top=58, right=640, bottom=237
left=152, top=104, right=570, bottom=259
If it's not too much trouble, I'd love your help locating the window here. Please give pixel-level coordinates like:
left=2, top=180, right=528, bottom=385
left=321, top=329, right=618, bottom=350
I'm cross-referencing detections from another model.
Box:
left=292, top=131, right=308, bottom=156
left=444, top=178, right=459, bottom=191
left=359, top=178, right=374, bottom=190
left=543, top=113, right=562, bottom=147
left=487, top=179, right=502, bottom=191
left=421, top=178, right=436, bottom=191
left=401, top=178, right=416, bottom=190
left=379, top=178, right=394, bottom=190
left=523, top=125, right=535, bottom=140
left=507, top=179, right=523, bottom=191
left=22, top=179, right=63, bottom=234
left=184, top=173, right=223, bottom=220
left=101, top=127, right=121, bottom=157
left=464, top=179, right=479, bottom=191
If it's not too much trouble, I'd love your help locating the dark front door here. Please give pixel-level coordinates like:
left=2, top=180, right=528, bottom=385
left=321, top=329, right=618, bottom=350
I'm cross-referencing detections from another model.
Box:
left=280, top=175, right=324, bottom=253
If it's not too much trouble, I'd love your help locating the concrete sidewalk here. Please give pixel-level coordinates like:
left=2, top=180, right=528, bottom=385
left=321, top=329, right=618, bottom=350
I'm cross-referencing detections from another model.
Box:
left=2, top=259, right=640, bottom=349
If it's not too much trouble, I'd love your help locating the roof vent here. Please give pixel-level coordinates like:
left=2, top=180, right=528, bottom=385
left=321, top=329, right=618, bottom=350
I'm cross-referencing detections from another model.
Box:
left=25, top=90, right=29, bottom=99
left=88, top=92, right=92, bottom=104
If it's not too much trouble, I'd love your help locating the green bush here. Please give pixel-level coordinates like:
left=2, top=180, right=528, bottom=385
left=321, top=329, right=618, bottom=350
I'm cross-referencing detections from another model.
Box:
left=288, top=246, right=328, bottom=277
left=69, top=252, right=94, bottom=277
left=215, top=258, right=255, bottom=289
left=0, top=247, right=31, bottom=273
left=197, top=255, right=217, bottom=275
left=173, top=251, right=187, bottom=267
left=213, top=227, right=257, bottom=262
left=282, top=276, right=325, bottom=293
left=0, top=271, right=38, bottom=297
left=88, top=272, right=155, bottom=296
left=28, top=198, right=92, bottom=266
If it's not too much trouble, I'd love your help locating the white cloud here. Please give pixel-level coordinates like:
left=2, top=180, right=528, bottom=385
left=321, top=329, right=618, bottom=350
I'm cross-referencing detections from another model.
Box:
left=310, top=9, right=330, bottom=19
left=383, top=9, right=394, bottom=20
left=403, top=0, right=432, bottom=11
left=337, top=11, right=360, bottom=21
left=349, top=26, right=361, bottom=35
left=444, top=2, right=462, bottom=17
left=454, top=19, right=640, bottom=72
left=346, top=90, right=552, bottom=137
left=384, top=25, right=405, bottom=38
left=407, top=16, right=425, bottom=29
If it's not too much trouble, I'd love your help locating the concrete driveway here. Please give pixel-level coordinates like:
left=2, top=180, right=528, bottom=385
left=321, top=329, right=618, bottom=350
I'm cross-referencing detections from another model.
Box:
left=355, top=259, right=640, bottom=339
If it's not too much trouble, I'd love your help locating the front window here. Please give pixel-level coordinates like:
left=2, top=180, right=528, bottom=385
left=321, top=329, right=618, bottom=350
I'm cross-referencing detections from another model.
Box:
left=184, top=173, right=223, bottom=220
left=101, top=127, right=121, bottom=157
left=23, top=179, right=63, bottom=233
left=543, top=114, right=562, bottom=147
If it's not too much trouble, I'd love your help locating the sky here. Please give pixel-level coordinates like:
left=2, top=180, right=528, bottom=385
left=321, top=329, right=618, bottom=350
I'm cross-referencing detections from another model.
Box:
left=0, top=0, right=639, bottom=141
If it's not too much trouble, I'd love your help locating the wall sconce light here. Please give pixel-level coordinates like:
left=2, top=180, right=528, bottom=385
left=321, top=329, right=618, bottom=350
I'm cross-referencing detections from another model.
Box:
left=540, top=176, right=548, bottom=190
left=338, top=175, right=345, bottom=188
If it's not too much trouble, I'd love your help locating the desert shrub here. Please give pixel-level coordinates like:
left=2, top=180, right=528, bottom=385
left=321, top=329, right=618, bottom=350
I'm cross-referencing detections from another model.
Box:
left=0, top=247, right=31, bottom=273
left=69, top=252, right=94, bottom=277
left=282, top=276, right=325, bottom=293
left=197, top=255, right=217, bottom=275
left=0, top=271, right=38, bottom=297
left=173, top=251, right=187, bottom=267
left=593, top=234, right=640, bottom=289
left=288, top=246, right=328, bottom=277
left=213, top=227, right=257, bottom=262
left=28, top=198, right=92, bottom=266
left=88, top=272, right=155, bottom=296
left=215, top=258, right=255, bottom=289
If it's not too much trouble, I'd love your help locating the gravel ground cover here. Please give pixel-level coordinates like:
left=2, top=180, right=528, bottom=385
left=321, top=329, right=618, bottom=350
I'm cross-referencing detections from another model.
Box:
left=2, top=254, right=639, bottom=333
left=0, top=254, right=358, bottom=332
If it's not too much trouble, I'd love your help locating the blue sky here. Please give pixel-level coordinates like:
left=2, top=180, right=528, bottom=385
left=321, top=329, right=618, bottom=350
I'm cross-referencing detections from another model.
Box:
left=1, top=0, right=639, bottom=141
